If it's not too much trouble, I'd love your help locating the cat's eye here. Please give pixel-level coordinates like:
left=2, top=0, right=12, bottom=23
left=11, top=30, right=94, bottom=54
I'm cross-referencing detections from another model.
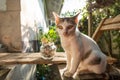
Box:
left=57, top=25, right=63, bottom=29
left=68, top=26, right=73, bottom=29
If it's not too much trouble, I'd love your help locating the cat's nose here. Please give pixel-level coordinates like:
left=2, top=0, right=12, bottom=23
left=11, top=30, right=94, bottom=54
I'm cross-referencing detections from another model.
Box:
left=63, top=32, right=68, bottom=36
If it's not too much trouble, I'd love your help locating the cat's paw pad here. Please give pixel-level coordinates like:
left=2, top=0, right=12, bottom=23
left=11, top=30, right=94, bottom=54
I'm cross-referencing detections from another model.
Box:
left=63, top=71, right=73, bottom=77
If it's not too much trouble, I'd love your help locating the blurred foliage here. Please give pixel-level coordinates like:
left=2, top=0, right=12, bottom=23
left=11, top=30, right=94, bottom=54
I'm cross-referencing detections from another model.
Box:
left=81, top=0, right=120, bottom=58
left=36, top=64, right=51, bottom=80
left=38, top=26, right=58, bottom=43
left=38, top=26, right=64, bottom=52
left=49, top=26, right=64, bottom=52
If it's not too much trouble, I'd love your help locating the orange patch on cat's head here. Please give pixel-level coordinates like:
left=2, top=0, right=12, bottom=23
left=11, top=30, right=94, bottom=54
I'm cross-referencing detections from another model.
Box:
left=74, top=12, right=80, bottom=24
left=53, top=12, right=60, bottom=24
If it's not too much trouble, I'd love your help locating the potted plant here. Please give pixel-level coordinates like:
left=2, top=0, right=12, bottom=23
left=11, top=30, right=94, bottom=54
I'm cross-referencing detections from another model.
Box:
left=40, top=27, right=57, bottom=60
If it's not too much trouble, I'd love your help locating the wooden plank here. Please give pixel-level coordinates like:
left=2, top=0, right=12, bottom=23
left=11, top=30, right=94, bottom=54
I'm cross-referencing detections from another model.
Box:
left=47, top=64, right=62, bottom=80
left=101, top=15, right=120, bottom=31
left=0, top=52, right=117, bottom=65
left=103, top=18, right=113, bottom=25
left=0, top=52, right=66, bottom=65
left=0, top=69, right=10, bottom=80
left=92, top=18, right=106, bottom=41
left=92, top=14, right=120, bottom=42
left=101, top=23, right=120, bottom=30
left=103, top=14, right=120, bottom=25
left=103, top=20, right=120, bottom=26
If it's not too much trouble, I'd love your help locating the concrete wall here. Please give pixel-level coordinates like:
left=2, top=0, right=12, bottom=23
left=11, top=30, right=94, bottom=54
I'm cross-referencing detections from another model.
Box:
left=0, top=0, right=6, bottom=11
left=0, top=0, right=22, bottom=52
left=0, top=0, right=43, bottom=80
left=3, top=0, right=49, bottom=80
left=0, top=0, right=49, bottom=80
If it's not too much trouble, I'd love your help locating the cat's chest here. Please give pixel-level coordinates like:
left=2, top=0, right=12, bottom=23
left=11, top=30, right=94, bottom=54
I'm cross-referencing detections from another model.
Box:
left=61, top=38, right=71, bottom=48
left=61, top=37, right=79, bottom=50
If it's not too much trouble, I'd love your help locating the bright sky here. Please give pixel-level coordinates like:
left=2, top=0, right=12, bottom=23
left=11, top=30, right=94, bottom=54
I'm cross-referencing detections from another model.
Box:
left=61, top=0, right=87, bottom=19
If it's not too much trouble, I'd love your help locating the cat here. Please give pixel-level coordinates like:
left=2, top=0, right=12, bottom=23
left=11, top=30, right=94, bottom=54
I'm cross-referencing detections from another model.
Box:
left=53, top=12, right=107, bottom=78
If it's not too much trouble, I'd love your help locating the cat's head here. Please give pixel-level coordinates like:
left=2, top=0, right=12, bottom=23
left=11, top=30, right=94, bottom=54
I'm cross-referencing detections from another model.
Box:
left=53, top=12, right=79, bottom=37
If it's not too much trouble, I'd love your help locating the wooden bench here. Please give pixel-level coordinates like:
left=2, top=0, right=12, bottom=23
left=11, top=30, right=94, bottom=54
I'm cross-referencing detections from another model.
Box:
left=0, top=52, right=66, bottom=80
left=0, top=52, right=118, bottom=80
left=0, top=52, right=66, bottom=65
left=92, top=14, right=120, bottom=41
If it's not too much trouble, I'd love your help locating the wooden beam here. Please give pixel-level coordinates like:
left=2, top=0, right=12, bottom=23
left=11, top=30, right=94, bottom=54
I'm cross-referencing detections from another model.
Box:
left=92, top=14, right=120, bottom=42
left=103, top=14, right=120, bottom=25
left=0, top=69, right=10, bottom=80
left=88, top=0, right=93, bottom=37
left=103, top=18, right=113, bottom=25
left=0, top=52, right=66, bottom=65
left=101, top=22, right=120, bottom=31
left=92, top=18, right=106, bottom=41
left=103, top=20, right=120, bottom=26
left=44, top=64, right=62, bottom=80
left=0, top=52, right=117, bottom=65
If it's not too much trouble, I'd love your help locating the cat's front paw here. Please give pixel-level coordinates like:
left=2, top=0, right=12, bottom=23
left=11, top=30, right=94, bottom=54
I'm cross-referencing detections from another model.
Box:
left=63, top=71, right=73, bottom=77
left=63, top=67, right=69, bottom=73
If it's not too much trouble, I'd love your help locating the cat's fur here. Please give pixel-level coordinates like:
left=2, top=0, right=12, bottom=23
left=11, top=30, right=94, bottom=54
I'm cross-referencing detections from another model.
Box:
left=53, top=12, right=107, bottom=78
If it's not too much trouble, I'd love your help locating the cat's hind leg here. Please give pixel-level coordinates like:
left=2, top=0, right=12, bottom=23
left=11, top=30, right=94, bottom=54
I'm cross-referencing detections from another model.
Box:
left=88, top=56, right=107, bottom=74
left=86, top=50, right=107, bottom=74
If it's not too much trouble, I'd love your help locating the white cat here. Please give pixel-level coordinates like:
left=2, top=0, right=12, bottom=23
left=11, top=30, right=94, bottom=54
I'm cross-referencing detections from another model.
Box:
left=53, top=12, right=107, bottom=78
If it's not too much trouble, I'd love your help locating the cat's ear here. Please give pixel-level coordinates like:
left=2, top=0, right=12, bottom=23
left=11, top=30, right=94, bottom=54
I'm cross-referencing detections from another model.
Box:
left=53, top=12, right=60, bottom=24
left=74, top=12, right=80, bottom=24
